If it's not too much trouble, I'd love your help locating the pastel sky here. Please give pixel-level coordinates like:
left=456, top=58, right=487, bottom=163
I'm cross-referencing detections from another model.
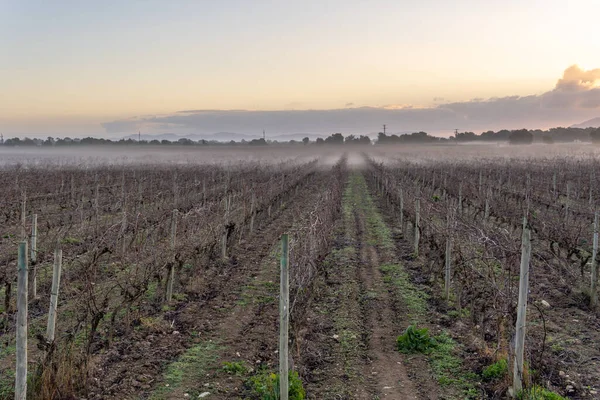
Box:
left=2, top=0, right=600, bottom=137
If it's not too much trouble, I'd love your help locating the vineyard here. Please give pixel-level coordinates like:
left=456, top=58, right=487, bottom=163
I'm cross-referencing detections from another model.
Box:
left=1, top=145, right=599, bottom=400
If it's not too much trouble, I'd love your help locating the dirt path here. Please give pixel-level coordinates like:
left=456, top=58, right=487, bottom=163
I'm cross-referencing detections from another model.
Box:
left=300, top=171, right=439, bottom=399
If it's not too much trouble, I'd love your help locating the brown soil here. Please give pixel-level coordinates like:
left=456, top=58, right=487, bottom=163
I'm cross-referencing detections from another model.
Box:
left=86, top=172, right=330, bottom=399
left=297, top=172, right=441, bottom=399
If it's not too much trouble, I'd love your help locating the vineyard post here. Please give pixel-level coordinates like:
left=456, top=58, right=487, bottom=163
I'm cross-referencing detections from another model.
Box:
left=478, top=170, right=482, bottom=195
left=484, top=189, right=490, bottom=221
left=444, top=207, right=452, bottom=300
left=20, top=193, right=26, bottom=239
left=94, top=183, right=100, bottom=233
left=513, top=217, right=532, bottom=394
left=553, top=171, right=557, bottom=198
left=222, top=195, right=230, bottom=259
left=399, top=187, right=404, bottom=233
left=414, top=198, right=421, bottom=257
left=30, top=214, right=38, bottom=299
left=591, top=211, right=599, bottom=307
left=458, top=183, right=462, bottom=214
left=279, top=234, right=290, bottom=400
left=202, top=179, right=206, bottom=204
left=165, top=209, right=178, bottom=303
left=250, top=191, right=256, bottom=233
left=46, top=248, right=62, bottom=342
left=70, top=174, right=75, bottom=205
left=565, top=182, right=570, bottom=222
left=16, top=241, right=28, bottom=400
left=589, top=173, right=594, bottom=207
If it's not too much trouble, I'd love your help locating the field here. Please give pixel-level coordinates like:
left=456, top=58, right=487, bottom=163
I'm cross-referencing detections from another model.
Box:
left=1, top=144, right=599, bottom=400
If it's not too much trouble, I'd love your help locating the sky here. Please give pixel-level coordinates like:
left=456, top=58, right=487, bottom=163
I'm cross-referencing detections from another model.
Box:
left=2, top=0, right=600, bottom=138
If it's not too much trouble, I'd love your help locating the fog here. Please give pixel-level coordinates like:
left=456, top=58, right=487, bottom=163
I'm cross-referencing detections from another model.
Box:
left=1, top=142, right=599, bottom=169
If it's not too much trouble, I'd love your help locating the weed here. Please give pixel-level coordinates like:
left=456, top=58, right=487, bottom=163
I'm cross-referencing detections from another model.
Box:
left=246, top=370, right=306, bottom=400
left=482, top=359, right=508, bottom=381
left=517, top=386, right=567, bottom=400
left=61, top=236, right=81, bottom=244
left=380, top=264, right=428, bottom=321
left=149, top=341, right=220, bottom=399
left=396, top=325, right=436, bottom=354
left=222, top=361, right=248, bottom=376
left=429, top=332, right=478, bottom=398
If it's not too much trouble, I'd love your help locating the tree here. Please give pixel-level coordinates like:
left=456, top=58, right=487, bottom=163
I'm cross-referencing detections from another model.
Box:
left=508, top=129, right=533, bottom=145
left=302, top=137, right=309, bottom=145
left=590, top=128, right=600, bottom=144
left=325, top=133, right=344, bottom=145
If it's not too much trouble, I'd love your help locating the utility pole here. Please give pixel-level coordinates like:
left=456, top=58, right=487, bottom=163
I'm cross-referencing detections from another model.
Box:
left=454, top=129, right=459, bottom=136
left=138, top=131, right=141, bottom=142
left=383, top=124, right=387, bottom=134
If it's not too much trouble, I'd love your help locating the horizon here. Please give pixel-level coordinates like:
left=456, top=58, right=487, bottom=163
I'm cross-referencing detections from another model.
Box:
left=2, top=1, right=600, bottom=137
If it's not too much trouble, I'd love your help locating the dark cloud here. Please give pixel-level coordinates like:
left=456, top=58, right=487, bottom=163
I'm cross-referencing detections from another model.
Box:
left=102, top=66, right=600, bottom=135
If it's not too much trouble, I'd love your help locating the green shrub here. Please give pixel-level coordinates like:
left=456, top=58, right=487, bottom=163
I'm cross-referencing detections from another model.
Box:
left=222, top=361, right=248, bottom=376
left=517, top=386, right=567, bottom=400
left=482, top=359, right=508, bottom=381
left=396, top=325, right=436, bottom=354
left=246, top=370, right=305, bottom=400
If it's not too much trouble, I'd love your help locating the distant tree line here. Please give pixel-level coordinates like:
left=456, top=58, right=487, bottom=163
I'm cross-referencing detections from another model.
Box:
left=2, top=126, right=600, bottom=147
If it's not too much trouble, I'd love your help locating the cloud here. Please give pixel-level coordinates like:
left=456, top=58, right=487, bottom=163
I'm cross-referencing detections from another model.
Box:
left=102, top=65, right=600, bottom=135
left=555, top=65, right=600, bottom=92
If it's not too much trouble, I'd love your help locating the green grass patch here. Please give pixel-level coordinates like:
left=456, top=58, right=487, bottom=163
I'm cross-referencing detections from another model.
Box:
left=482, top=359, right=508, bottom=381
left=246, top=370, right=306, bottom=400
left=149, top=341, right=220, bottom=399
left=379, top=264, right=428, bottom=322
left=517, top=386, right=567, bottom=400
left=222, top=361, right=248, bottom=376
left=429, top=332, right=478, bottom=399
left=61, top=236, right=81, bottom=245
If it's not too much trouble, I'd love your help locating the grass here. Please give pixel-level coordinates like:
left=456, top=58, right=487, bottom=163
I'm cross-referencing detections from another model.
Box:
left=482, top=359, right=508, bottom=381
left=429, top=332, right=479, bottom=398
left=149, top=340, right=220, bottom=399
left=246, top=370, right=306, bottom=400
left=517, top=386, right=568, bottom=400
left=222, top=361, right=248, bottom=376
left=379, top=264, right=429, bottom=322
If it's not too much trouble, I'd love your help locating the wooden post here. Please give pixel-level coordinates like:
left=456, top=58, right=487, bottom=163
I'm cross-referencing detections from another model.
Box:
left=20, top=193, right=26, bottom=240
left=565, top=182, right=570, bottom=222
left=399, top=187, right=404, bottom=233
left=46, top=249, right=62, bottom=342
left=30, top=214, right=38, bottom=299
left=553, top=171, right=557, bottom=198
left=165, top=209, right=178, bottom=303
left=458, top=183, right=462, bottom=214
left=222, top=196, right=230, bottom=259
left=444, top=209, right=452, bottom=300
left=250, top=192, right=256, bottom=233
left=484, top=189, right=490, bottom=221
left=16, top=241, right=28, bottom=400
left=279, top=234, right=290, bottom=400
left=70, top=174, right=75, bottom=205
left=414, top=199, right=420, bottom=257
left=589, top=173, right=594, bottom=207
left=513, top=218, right=532, bottom=394
left=591, top=211, right=599, bottom=307
left=478, top=170, right=482, bottom=195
